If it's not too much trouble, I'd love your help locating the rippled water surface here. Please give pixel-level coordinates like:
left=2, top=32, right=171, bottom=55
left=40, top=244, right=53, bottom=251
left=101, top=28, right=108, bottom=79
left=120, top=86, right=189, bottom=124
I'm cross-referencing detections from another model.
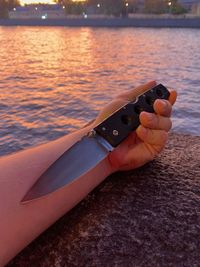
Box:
left=0, top=27, right=200, bottom=156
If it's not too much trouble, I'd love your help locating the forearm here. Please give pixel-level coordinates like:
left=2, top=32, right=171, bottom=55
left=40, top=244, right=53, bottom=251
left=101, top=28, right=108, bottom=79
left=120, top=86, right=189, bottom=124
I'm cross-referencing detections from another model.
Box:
left=0, top=126, right=112, bottom=266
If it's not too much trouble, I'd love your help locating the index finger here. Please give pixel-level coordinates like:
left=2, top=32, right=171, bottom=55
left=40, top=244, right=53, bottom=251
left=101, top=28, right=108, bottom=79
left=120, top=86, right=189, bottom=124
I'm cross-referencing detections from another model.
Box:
left=168, top=89, right=177, bottom=106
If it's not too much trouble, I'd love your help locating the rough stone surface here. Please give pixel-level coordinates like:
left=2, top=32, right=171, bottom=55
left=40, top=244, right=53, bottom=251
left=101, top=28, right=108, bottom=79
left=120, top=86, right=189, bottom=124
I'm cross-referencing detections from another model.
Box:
left=7, top=133, right=200, bottom=267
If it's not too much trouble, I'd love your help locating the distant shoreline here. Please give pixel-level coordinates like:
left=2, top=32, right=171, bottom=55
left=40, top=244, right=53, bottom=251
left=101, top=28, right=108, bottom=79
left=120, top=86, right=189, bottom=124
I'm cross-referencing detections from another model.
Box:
left=0, top=17, right=200, bottom=28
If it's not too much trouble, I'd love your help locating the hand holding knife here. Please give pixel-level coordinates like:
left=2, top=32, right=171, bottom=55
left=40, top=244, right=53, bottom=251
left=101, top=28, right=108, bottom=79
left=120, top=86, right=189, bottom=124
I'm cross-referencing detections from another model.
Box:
left=22, top=81, right=177, bottom=203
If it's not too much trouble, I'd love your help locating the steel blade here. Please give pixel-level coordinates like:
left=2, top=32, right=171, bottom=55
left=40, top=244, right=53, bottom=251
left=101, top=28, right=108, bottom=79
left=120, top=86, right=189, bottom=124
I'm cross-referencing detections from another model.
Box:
left=21, top=135, right=112, bottom=203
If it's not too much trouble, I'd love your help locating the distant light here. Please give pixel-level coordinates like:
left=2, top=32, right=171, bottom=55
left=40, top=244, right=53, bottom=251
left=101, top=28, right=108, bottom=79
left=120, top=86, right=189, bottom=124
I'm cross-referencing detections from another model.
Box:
left=83, top=13, right=88, bottom=18
left=125, top=3, right=129, bottom=7
left=13, top=8, right=16, bottom=11
left=35, top=7, right=38, bottom=10
left=20, top=0, right=56, bottom=5
left=97, top=3, right=100, bottom=8
left=62, top=6, right=65, bottom=9
left=168, top=1, right=172, bottom=5
left=41, top=14, right=47, bottom=19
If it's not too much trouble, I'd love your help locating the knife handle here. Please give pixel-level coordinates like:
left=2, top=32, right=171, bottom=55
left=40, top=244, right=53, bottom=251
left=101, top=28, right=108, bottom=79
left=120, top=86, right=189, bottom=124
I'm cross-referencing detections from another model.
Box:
left=94, top=84, right=170, bottom=148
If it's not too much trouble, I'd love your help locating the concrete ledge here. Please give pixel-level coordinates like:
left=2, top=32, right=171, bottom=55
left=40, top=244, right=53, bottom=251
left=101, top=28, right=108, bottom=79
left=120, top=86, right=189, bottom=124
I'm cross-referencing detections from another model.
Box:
left=0, top=18, right=200, bottom=28
left=7, top=133, right=200, bottom=266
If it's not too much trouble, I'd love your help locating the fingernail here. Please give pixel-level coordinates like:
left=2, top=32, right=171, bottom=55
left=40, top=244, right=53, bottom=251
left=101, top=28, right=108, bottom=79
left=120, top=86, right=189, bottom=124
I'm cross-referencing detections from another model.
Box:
left=144, top=112, right=154, bottom=119
left=141, top=112, right=154, bottom=122
left=162, top=100, right=169, bottom=112
left=156, top=99, right=168, bottom=109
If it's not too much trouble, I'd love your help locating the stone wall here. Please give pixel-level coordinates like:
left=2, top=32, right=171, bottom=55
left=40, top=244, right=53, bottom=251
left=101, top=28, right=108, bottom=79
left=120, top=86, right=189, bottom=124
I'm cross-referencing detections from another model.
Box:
left=7, top=133, right=200, bottom=267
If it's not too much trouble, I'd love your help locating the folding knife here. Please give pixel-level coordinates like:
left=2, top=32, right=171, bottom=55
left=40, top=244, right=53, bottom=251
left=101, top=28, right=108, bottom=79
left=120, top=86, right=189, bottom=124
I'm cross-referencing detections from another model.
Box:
left=22, top=84, right=170, bottom=203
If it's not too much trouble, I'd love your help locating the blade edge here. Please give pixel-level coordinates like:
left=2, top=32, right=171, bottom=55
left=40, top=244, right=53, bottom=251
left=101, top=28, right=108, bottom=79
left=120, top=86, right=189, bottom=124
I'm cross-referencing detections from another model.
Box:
left=21, top=136, right=110, bottom=203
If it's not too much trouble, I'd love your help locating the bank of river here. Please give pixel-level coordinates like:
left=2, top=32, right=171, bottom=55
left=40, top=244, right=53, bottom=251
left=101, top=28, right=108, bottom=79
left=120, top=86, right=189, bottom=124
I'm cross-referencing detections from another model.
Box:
left=0, top=17, right=200, bottom=28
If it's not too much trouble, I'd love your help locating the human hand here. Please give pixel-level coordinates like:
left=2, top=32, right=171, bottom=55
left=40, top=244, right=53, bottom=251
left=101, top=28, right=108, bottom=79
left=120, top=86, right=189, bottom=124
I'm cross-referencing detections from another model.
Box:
left=93, top=81, right=177, bottom=172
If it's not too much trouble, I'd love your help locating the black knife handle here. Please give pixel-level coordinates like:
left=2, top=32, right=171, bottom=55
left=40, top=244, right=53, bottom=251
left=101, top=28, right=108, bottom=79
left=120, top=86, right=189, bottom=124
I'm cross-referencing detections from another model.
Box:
left=94, top=84, right=170, bottom=148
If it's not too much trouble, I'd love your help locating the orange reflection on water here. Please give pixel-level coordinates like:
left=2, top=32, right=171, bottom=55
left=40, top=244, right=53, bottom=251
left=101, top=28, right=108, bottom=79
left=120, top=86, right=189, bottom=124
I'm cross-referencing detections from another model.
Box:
left=0, top=27, right=166, bottom=137
left=1, top=26, right=199, bottom=154
left=0, top=27, right=99, bottom=142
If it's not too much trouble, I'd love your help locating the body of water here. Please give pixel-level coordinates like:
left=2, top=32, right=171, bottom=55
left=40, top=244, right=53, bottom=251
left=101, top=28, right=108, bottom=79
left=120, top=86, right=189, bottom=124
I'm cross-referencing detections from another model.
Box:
left=0, top=27, right=199, bottom=156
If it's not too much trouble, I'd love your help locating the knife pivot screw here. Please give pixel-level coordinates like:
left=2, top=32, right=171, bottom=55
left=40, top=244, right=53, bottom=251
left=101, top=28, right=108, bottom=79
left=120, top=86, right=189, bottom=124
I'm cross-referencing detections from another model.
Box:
left=102, top=127, right=106, bottom=131
left=113, top=130, right=119, bottom=136
left=88, top=130, right=96, bottom=137
left=131, top=97, right=138, bottom=104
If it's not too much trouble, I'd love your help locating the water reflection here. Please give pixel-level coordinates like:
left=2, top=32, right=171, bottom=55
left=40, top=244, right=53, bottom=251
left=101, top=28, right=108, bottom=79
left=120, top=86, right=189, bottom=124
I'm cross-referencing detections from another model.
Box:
left=0, top=27, right=200, bottom=155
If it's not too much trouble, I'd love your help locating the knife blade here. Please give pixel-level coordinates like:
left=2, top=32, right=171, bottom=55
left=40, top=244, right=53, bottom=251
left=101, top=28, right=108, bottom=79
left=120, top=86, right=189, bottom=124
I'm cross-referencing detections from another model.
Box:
left=21, top=84, right=170, bottom=203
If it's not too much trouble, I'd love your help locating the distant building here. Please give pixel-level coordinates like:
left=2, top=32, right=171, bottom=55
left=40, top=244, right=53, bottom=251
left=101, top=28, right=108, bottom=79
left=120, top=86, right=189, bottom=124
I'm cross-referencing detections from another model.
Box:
left=129, top=0, right=200, bottom=13
left=191, top=1, right=200, bottom=14
left=179, top=0, right=200, bottom=11
left=9, top=4, right=66, bottom=19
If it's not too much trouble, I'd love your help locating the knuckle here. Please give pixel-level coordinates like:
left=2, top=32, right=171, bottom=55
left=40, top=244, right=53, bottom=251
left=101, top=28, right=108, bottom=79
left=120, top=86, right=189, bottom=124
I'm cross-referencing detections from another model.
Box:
left=153, top=130, right=168, bottom=144
left=161, top=131, right=168, bottom=143
left=147, top=128, right=155, bottom=140
left=167, top=119, right=172, bottom=131
left=160, top=117, right=172, bottom=131
left=141, top=113, right=157, bottom=128
left=163, top=101, right=172, bottom=115
left=148, top=114, right=157, bottom=127
left=153, top=145, right=163, bottom=156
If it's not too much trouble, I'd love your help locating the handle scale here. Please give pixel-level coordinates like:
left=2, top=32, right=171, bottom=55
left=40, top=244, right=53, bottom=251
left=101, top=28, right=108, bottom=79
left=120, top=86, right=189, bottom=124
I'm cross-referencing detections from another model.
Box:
left=94, top=84, right=170, bottom=148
